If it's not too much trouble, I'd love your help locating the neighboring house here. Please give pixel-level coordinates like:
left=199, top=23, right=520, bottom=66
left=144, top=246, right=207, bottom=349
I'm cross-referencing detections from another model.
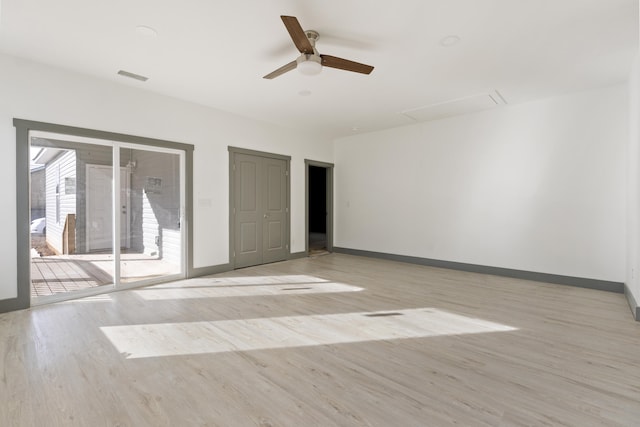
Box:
left=44, top=149, right=76, bottom=254
left=132, top=149, right=182, bottom=265
left=30, top=166, right=46, bottom=220
left=31, top=145, right=181, bottom=265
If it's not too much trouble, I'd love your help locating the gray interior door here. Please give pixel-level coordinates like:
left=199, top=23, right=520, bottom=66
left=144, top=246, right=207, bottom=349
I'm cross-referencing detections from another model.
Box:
left=262, top=157, right=287, bottom=264
left=234, top=152, right=288, bottom=268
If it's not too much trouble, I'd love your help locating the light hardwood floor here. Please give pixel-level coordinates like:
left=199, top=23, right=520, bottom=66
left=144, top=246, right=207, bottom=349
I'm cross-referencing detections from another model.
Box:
left=1, top=253, right=639, bottom=426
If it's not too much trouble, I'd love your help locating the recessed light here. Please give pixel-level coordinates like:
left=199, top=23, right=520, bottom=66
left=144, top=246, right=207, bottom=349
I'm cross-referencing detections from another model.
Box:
left=439, top=35, right=461, bottom=47
left=136, top=25, right=158, bottom=38
left=298, top=90, right=312, bottom=97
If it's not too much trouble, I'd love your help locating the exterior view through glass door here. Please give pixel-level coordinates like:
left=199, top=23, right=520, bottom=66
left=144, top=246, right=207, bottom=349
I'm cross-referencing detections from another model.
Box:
left=120, top=147, right=183, bottom=283
left=86, top=165, right=129, bottom=252
left=29, top=135, right=185, bottom=302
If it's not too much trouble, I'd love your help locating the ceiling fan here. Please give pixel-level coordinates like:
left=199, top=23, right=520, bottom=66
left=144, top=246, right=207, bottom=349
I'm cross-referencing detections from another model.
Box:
left=263, top=15, right=374, bottom=79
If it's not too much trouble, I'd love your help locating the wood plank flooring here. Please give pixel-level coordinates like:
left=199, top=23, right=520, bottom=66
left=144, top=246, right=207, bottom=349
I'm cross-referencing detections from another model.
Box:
left=1, top=253, right=639, bottom=426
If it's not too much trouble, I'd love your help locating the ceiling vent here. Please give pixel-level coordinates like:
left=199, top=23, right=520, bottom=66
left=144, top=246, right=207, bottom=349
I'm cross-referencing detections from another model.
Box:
left=117, top=70, right=149, bottom=82
left=401, top=91, right=507, bottom=122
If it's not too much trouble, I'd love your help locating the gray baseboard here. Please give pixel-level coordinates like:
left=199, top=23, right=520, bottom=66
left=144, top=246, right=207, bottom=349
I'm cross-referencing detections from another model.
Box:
left=0, top=296, right=29, bottom=314
left=289, top=251, right=308, bottom=260
left=624, top=285, right=640, bottom=321
left=189, top=263, right=232, bottom=278
left=189, top=252, right=308, bottom=277
left=333, top=247, right=624, bottom=294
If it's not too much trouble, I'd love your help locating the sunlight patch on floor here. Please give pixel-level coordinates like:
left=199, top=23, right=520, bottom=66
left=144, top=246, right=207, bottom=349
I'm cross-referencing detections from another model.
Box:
left=65, top=294, right=114, bottom=303
left=133, top=275, right=363, bottom=300
left=153, top=275, right=334, bottom=287
left=101, top=308, right=517, bottom=359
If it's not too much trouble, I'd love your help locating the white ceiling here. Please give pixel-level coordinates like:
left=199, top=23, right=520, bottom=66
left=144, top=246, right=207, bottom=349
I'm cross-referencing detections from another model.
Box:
left=0, top=0, right=637, bottom=138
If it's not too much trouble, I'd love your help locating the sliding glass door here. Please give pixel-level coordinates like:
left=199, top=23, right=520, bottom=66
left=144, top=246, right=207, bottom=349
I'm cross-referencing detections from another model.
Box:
left=119, top=146, right=184, bottom=283
left=29, top=133, right=185, bottom=303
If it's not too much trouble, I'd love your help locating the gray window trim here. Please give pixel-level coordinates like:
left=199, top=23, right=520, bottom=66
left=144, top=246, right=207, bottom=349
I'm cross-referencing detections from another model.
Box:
left=5, top=118, right=194, bottom=313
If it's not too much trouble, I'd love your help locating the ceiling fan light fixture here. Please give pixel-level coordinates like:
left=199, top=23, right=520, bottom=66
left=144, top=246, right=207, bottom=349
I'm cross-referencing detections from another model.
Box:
left=439, top=35, right=461, bottom=47
left=263, top=16, right=374, bottom=79
left=296, top=55, right=322, bottom=76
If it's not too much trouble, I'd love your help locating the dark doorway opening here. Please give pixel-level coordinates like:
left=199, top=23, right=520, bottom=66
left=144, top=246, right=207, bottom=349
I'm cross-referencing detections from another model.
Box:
left=308, top=165, right=328, bottom=255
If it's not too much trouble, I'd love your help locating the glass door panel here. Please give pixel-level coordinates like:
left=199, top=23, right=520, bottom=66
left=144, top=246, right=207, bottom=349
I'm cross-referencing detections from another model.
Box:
left=120, top=148, right=183, bottom=284
left=30, top=134, right=186, bottom=303
left=30, top=141, right=115, bottom=299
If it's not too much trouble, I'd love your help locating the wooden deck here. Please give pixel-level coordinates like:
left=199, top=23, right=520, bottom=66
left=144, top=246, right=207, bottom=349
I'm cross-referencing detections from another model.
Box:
left=31, top=256, right=111, bottom=296
left=3, top=253, right=639, bottom=426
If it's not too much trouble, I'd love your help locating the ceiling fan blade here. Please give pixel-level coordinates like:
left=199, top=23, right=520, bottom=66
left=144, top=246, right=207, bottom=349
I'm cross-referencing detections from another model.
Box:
left=263, top=60, right=297, bottom=79
left=281, top=16, right=314, bottom=54
left=320, top=55, right=374, bottom=75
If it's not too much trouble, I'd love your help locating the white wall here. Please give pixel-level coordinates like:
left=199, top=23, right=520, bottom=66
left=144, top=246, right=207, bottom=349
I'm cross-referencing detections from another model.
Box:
left=335, top=85, right=628, bottom=282
left=625, top=4, right=640, bottom=316
left=0, top=53, right=333, bottom=300
left=627, top=55, right=640, bottom=309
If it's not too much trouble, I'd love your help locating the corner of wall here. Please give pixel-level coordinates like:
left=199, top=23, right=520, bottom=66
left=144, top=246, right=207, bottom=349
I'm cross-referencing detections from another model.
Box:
left=626, top=53, right=640, bottom=321
left=624, top=284, right=640, bottom=321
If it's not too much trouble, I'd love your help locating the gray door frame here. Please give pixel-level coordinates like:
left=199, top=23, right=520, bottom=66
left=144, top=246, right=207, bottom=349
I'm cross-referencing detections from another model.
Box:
left=305, top=159, right=334, bottom=254
left=228, top=146, right=291, bottom=269
left=7, top=118, right=194, bottom=313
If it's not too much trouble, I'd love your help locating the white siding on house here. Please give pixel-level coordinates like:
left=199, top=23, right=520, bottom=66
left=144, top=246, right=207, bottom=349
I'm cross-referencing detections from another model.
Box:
left=130, top=150, right=181, bottom=263
left=44, top=150, right=77, bottom=254
left=161, top=229, right=182, bottom=266
left=141, top=192, right=160, bottom=256
left=30, top=167, right=46, bottom=220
